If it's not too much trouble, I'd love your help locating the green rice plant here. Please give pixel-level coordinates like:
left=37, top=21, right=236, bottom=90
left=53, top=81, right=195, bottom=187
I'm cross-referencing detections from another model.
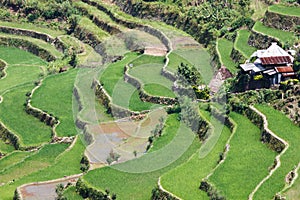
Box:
left=0, top=32, right=63, bottom=58
left=253, top=21, right=295, bottom=44
left=166, top=52, right=192, bottom=73
left=0, top=138, right=84, bottom=199
left=0, top=86, right=53, bottom=147
left=128, top=90, right=155, bottom=111
left=101, top=52, right=139, bottom=96
left=63, top=186, right=83, bottom=200
left=148, top=114, right=179, bottom=152
left=31, top=69, right=78, bottom=137
left=82, top=120, right=201, bottom=199
left=268, top=4, right=300, bottom=17
left=0, top=143, right=68, bottom=185
left=128, top=55, right=175, bottom=98
left=0, top=21, right=65, bottom=37
left=143, top=84, right=175, bottom=98
left=73, top=1, right=125, bottom=31
left=0, top=46, right=46, bottom=66
left=160, top=110, right=231, bottom=199
left=0, top=151, right=31, bottom=172
left=253, top=105, right=300, bottom=199
left=78, top=17, right=109, bottom=42
left=0, top=140, right=15, bottom=154
left=216, top=38, right=237, bottom=73
left=234, top=30, right=257, bottom=58
left=75, top=67, right=113, bottom=124
left=100, top=53, right=156, bottom=112
left=0, top=47, right=52, bottom=147
left=173, top=49, right=212, bottom=85
left=208, top=112, right=276, bottom=199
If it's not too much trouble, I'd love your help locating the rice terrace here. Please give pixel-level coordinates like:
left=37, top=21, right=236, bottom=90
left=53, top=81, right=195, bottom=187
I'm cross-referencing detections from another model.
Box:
left=0, top=0, right=299, bottom=200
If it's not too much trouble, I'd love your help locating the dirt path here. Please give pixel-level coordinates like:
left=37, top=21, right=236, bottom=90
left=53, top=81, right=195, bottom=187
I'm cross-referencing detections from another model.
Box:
left=157, top=177, right=181, bottom=200
left=248, top=106, right=289, bottom=200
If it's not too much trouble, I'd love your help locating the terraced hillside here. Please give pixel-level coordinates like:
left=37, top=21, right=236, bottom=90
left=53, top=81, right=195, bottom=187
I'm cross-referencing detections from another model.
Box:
left=0, top=0, right=299, bottom=200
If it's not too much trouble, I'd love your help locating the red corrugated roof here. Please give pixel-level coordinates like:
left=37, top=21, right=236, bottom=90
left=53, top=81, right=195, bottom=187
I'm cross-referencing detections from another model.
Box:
left=275, top=66, right=294, bottom=73
left=261, top=56, right=291, bottom=65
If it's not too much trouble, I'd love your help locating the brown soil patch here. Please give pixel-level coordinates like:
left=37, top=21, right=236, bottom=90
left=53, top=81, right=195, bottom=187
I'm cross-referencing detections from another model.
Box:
left=171, top=36, right=200, bottom=50
left=144, top=47, right=167, bottom=56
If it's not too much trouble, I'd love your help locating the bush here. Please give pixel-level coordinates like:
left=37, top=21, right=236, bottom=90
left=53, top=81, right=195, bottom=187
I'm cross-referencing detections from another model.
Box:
left=80, top=155, right=90, bottom=172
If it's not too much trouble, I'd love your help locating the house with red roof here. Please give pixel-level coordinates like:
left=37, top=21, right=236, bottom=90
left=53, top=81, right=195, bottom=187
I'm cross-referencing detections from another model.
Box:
left=240, top=42, right=296, bottom=86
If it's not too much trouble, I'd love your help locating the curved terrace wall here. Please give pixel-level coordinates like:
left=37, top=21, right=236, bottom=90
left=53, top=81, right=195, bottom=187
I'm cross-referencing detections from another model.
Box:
left=92, top=79, right=147, bottom=118
left=75, top=4, right=122, bottom=35
left=124, top=65, right=178, bottom=105
left=25, top=81, right=58, bottom=140
left=231, top=104, right=285, bottom=153
left=82, top=0, right=172, bottom=52
left=0, top=36, right=56, bottom=61
left=0, top=26, right=67, bottom=53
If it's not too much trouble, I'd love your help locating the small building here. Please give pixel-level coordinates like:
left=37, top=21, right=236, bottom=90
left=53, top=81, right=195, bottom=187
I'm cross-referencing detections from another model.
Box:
left=240, top=42, right=296, bottom=86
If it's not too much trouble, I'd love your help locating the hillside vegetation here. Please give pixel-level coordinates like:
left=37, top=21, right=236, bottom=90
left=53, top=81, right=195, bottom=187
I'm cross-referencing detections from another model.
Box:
left=0, top=0, right=299, bottom=199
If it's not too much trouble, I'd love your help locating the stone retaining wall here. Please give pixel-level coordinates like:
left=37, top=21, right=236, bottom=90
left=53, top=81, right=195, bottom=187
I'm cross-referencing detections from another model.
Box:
left=161, top=68, right=177, bottom=82
left=0, top=59, right=6, bottom=79
left=0, top=36, right=56, bottom=61
left=124, top=65, right=178, bottom=105
left=25, top=82, right=58, bottom=139
left=230, top=47, right=246, bottom=64
left=92, top=79, right=148, bottom=118
left=82, top=0, right=171, bottom=52
left=231, top=104, right=285, bottom=153
left=75, top=4, right=121, bottom=35
left=263, top=11, right=300, bottom=32
left=248, top=31, right=282, bottom=50
left=0, top=26, right=67, bottom=53
left=0, top=121, right=20, bottom=150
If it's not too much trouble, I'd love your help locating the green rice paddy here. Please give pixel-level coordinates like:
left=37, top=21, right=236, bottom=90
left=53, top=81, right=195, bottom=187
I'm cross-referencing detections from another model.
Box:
left=216, top=38, right=237, bottom=73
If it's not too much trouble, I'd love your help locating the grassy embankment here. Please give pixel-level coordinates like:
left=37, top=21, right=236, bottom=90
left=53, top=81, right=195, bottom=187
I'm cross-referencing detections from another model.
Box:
left=208, top=112, right=276, bottom=199
left=216, top=38, right=237, bottom=73
left=253, top=105, right=300, bottom=199
left=82, top=113, right=200, bottom=199
left=161, top=110, right=232, bottom=199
